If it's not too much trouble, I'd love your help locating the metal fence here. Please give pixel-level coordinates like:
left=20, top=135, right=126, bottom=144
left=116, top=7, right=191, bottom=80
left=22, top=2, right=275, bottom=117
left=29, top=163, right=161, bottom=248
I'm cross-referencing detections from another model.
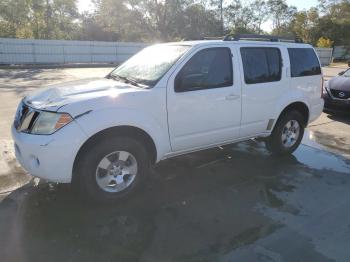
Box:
left=0, top=38, right=334, bottom=66
left=315, top=48, right=333, bottom=66
left=333, top=46, right=350, bottom=61
left=0, top=38, right=147, bottom=65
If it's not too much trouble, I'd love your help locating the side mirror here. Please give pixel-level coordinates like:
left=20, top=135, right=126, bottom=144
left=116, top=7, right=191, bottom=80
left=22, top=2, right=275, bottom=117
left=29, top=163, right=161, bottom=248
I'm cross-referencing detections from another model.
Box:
left=175, top=73, right=203, bottom=92
left=338, top=71, right=345, bottom=76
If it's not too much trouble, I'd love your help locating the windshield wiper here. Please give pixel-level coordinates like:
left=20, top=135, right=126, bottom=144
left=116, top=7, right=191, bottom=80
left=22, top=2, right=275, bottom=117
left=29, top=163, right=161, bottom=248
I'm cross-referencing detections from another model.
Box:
left=108, top=74, right=142, bottom=87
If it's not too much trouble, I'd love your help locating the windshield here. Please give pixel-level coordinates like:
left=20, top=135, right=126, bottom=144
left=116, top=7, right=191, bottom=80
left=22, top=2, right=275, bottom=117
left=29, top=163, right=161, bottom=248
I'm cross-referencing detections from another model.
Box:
left=109, top=44, right=191, bottom=87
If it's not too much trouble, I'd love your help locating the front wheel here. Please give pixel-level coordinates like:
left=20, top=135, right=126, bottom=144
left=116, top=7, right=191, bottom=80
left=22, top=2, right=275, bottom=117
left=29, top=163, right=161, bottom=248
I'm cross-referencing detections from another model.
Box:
left=265, top=110, right=305, bottom=155
left=75, top=136, right=150, bottom=202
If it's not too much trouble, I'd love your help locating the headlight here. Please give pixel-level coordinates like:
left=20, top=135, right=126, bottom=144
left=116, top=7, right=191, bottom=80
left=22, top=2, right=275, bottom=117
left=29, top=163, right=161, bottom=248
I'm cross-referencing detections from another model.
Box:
left=31, top=112, right=73, bottom=135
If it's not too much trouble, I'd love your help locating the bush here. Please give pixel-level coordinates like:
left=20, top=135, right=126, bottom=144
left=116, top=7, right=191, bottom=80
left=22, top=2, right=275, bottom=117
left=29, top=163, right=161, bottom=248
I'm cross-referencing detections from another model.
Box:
left=317, top=37, right=334, bottom=48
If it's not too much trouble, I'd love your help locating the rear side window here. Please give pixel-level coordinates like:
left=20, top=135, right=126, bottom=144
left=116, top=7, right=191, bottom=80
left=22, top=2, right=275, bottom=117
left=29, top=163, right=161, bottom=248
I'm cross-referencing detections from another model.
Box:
left=288, top=48, right=321, bottom=77
left=240, top=47, right=282, bottom=84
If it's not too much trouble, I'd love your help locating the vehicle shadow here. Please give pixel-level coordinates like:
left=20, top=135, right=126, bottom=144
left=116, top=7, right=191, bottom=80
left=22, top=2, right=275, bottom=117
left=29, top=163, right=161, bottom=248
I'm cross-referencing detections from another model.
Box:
left=0, top=69, right=67, bottom=95
left=326, top=112, right=350, bottom=124
left=0, top=141, right=348, bottom=262
left=0, top=69, right=45, bottom=80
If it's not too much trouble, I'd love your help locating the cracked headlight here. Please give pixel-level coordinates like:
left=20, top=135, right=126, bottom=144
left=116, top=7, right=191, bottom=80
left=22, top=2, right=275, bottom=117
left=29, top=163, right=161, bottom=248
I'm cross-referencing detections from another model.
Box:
left=31, top=112, right=73, bottom=135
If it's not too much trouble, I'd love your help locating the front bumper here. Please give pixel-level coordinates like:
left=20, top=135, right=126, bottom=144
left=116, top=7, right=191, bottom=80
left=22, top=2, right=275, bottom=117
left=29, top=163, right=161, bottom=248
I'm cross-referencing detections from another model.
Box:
left=323, top=94, right=350, bottom=113
left=12, top=121, right=87, bottom=183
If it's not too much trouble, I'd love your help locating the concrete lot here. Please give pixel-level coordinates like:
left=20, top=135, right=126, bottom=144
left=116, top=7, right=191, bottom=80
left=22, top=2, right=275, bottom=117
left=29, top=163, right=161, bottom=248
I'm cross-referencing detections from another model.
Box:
left=0, top=66, right=350, bottom=261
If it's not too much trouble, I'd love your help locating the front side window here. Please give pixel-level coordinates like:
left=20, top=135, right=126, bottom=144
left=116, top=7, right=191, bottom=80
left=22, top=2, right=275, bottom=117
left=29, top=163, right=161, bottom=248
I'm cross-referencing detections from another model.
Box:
left=175, top=48, right=233, bottom=92
left=288, top=48, right=321, bottom=77
left=110, top=44, right=190, bottom=87
left=240, top=47, right=282, bottom=84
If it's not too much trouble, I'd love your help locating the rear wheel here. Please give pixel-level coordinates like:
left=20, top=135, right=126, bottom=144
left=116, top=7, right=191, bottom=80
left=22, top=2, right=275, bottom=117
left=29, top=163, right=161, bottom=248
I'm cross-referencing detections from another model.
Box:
left=75, top=136, right=150, bottom=202
left=265, top=110, right=305, bottom=155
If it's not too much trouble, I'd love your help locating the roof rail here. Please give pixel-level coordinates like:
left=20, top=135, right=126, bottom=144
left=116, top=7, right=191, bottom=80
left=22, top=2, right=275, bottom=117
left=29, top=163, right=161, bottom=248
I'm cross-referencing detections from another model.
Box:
left=223, top=34, right=303, bottom=43
left=202, top=36, right=225, bottom=40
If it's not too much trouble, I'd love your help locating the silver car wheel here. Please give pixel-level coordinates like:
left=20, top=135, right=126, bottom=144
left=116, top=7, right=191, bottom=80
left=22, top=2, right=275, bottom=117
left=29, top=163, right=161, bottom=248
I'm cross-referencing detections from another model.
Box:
left=95, top=151, right=138, bottom=193
left=281, top=120, right=300, bottom=148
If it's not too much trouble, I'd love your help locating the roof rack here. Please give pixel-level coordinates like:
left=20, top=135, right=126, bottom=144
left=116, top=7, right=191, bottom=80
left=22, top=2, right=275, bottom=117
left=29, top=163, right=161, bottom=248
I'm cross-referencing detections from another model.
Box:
left=203, top=36, right=224, bottom=40
left=223, top=34, right=303, bottom=43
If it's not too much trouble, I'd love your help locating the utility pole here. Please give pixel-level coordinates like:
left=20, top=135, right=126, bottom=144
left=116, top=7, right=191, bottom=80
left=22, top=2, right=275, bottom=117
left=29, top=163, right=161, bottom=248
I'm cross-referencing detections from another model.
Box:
left=220, top=0, right=224, bottom=36
left=45, top=0, right=52, bottom=39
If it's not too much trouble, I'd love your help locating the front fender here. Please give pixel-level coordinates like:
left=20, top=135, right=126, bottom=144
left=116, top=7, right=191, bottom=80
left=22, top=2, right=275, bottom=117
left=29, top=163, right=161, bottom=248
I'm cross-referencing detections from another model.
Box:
left=74, top=107, right=171, bottom=162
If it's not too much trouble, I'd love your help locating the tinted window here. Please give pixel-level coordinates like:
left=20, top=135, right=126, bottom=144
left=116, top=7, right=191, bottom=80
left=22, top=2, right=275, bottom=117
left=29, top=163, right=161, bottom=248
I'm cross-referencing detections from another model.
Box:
left=241, top=47, right=282, bottom=84
left=288, top=48, right=321, bottom=77
left=175, top=48, right=233, bottom=92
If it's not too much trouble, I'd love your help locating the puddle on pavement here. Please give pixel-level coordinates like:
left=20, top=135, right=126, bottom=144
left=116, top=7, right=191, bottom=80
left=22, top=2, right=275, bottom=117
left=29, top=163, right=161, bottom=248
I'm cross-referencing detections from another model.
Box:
left=0, top=139, right=349, bottom=261
left=307, top=129, right=350, bottom=157
left=301, top=130, right=350, bottom=173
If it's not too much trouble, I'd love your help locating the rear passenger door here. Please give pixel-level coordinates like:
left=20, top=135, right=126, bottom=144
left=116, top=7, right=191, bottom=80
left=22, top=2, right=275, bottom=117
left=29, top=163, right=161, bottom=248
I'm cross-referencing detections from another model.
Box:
left=239, top=45, right=289, bottom=137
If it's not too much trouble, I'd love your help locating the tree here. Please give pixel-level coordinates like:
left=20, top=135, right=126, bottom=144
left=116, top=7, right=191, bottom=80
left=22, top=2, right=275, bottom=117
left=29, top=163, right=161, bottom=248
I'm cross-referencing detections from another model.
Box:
left=210, top=0, right=224, bottom=35
left=267, top=0, right=296, bottom=36
left=0, top=0, right=32, bottom=38
left=1, top=0, right=350, bottom=45
left=291, top=8, right=319, bottom=44
left=90, top=0, right=221, bottom=42
left=225, top=0, right=256, bottom=33
left=316, top=0, right=350, bottom=45
left=0, top=0, right=79, bottom=39
left=225, top=0, right=269, bottom=35
left=250, top=0, right=270, bottom=34
left=182, top=3, right=221, bottom=40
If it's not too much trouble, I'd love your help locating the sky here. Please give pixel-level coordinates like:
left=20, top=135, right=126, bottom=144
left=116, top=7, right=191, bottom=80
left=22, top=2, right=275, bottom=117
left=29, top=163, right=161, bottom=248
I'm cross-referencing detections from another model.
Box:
left=78, top=0, right=95, bottom=13
left=286, top=0, right=318, bottom=10
left=77, top=0, right=320, bottom=31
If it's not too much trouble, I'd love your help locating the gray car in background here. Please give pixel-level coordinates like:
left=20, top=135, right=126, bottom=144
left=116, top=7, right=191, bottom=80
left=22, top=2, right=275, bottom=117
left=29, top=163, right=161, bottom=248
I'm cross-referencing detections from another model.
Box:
left=324, top=68, right=350, bottom=113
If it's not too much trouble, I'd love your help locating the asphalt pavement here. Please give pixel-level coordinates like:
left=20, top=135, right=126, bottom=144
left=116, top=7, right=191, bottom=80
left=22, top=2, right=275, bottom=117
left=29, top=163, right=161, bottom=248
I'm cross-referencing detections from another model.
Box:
left=0, top=65, right=350, bottom=262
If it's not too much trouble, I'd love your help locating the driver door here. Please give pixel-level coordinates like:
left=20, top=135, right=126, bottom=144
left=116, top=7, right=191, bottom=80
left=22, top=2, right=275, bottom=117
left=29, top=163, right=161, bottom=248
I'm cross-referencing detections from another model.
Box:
left=167, top=46, right=242, bottom=152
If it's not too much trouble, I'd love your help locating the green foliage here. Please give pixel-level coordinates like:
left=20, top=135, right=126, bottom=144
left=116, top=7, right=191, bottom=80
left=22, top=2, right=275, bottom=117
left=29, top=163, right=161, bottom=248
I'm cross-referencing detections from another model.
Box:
left=88, top=0, right=221, bottom=42
left=268, top=0, right=297, bottom=35
left=317, top=37, right=334, bottom=48
left=0, top=0, right=79, bottom=39
left=0, top=0, right=350, bottom=44
left=290, top=8, right=320, bottom=44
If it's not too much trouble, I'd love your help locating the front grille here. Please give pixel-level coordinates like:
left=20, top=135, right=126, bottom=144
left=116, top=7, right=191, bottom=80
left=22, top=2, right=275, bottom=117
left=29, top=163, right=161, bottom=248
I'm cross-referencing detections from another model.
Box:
left=330, top=89, right=350, bottom=99
left=14, top=102, right=40, bottom=132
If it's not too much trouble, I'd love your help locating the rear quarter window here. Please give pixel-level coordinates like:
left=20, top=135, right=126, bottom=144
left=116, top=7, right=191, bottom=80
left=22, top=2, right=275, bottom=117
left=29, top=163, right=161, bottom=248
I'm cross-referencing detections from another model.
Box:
left=288, top=48, right=321, bottom=77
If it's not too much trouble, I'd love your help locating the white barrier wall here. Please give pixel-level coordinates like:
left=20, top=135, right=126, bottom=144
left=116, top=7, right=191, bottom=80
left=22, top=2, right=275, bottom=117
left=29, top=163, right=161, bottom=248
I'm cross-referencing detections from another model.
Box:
left=333, top=46, right=350, bottom=61
left=0, top=38, right=147, bottom=65
left=315, top=48, right=333, bottom=66
left=0, top=38, right=333, bottom=66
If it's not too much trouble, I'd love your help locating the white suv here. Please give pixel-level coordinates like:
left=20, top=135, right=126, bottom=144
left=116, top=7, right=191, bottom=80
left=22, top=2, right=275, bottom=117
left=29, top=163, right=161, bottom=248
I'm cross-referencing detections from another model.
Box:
left=12, top=35, right=324, bottom=201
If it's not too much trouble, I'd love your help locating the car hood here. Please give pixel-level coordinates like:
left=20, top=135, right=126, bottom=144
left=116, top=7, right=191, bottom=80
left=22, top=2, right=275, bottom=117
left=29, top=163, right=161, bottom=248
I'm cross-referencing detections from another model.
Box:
left=328, top=76, right=350, bottom=91
left=24, top=78, right=141, bottom=111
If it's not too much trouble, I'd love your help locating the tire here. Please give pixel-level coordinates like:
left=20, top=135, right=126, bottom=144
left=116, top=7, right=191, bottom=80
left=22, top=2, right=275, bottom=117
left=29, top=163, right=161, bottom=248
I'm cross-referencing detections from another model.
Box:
left=75, top=136, right=150, bottom=202
left=265, top=110, right=305, bottom=155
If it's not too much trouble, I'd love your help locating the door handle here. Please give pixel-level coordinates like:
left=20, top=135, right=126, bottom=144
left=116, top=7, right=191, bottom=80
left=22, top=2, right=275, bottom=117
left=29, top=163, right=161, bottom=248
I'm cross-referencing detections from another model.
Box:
left=225, top=94, right=240, bottom=101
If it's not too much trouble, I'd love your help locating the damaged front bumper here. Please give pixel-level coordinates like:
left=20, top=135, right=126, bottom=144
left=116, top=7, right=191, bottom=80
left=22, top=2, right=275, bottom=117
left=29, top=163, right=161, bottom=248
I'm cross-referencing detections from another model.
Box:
left=11, top=121, right=87, bottom=183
